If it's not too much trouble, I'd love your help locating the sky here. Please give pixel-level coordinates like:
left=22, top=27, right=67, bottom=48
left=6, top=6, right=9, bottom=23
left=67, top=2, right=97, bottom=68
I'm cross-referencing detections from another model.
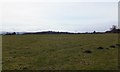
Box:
left=0, top=0, right=119, bottom=33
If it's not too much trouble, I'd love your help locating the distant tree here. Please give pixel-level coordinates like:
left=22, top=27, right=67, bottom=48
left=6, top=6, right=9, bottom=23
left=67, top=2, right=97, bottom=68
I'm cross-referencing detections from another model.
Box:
left=93, top=31, right=96, bottom=34
left=12, top=32, right=16, bottom=35
left=6, top=32, right=11, bottom=35
left=105, top=25, right=120, bottom=33
left=6, top=32, right=9, bottom=35
left=110, top=25, right=117, bottom=32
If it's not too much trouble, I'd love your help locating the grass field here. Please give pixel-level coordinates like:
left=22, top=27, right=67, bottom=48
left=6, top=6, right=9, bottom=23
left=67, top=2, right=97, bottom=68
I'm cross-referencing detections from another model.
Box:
left=0, top=35, right=2, bottom=71
left=2, top=34, right=119, bottom=70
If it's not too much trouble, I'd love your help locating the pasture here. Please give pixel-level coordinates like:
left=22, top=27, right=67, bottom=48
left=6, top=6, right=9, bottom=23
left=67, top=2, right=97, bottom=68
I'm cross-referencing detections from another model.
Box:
left=2, top=34, right=119, bottom=70
left=0, top=35, right=2, bottom=71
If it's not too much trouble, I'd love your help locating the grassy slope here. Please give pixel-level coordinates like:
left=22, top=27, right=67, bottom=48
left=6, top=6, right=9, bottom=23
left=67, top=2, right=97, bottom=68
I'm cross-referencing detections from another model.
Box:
left=2, top=34, right=119, bottom=70
left=0, top=35, right=2, bottom=71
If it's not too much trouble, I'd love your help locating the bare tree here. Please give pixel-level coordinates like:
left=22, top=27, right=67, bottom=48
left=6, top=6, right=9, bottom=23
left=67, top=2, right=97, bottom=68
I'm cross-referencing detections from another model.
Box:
left=110, top=25, right=116, bottom=31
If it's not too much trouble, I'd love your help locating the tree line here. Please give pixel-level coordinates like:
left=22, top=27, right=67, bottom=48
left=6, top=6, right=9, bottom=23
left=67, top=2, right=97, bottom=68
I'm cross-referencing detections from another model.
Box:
left=4, top=25, right=120, bottom=35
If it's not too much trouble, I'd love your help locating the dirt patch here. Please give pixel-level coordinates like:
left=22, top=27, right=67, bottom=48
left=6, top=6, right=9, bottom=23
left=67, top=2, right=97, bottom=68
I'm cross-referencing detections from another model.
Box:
left=116, top=44, right=120, bottom=46
left=97, top=47, right=104, bottom=49
left=106, top=48, right=109, bottom=50
left=110, top=45, right=116, bottom=48
left=83, top=50, right=92, bottom=53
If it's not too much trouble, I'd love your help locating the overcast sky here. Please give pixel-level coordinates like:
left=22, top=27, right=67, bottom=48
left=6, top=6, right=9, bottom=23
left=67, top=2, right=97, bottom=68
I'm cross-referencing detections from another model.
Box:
left=0, top=0, right=119, bottom=33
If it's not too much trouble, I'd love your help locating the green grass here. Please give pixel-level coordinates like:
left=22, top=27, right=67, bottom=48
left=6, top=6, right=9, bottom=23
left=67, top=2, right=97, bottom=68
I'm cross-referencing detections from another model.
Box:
left=2, top=34, right=119, bottom=70
left=0, top=35, right=2, bottom=71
